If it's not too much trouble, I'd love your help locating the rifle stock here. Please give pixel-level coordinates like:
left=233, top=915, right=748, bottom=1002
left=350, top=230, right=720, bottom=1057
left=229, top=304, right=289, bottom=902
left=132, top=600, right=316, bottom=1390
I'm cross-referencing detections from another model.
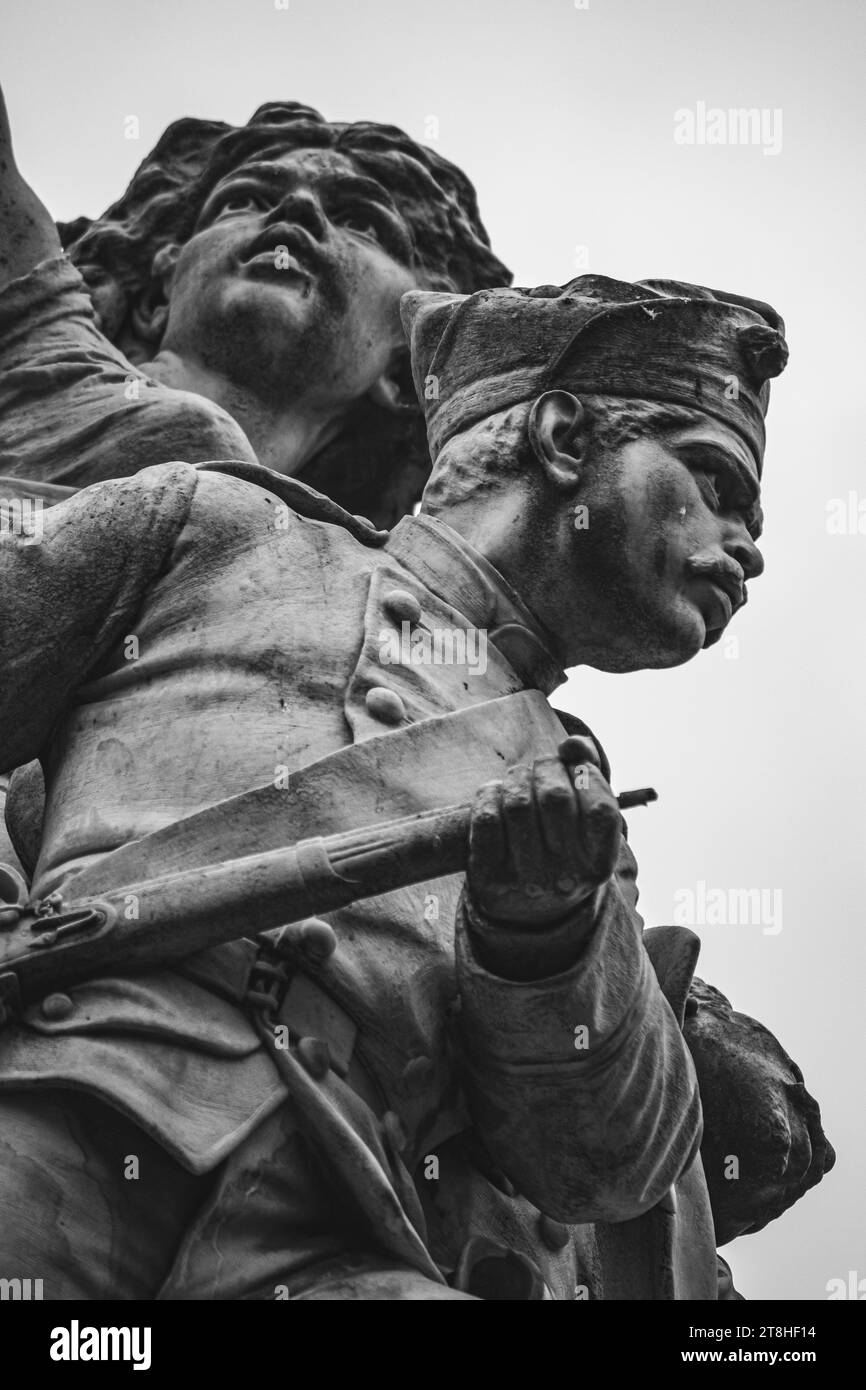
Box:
left=0, top=801, right=471, bottom=1013
left=0, top=761, right=654, bottom=1019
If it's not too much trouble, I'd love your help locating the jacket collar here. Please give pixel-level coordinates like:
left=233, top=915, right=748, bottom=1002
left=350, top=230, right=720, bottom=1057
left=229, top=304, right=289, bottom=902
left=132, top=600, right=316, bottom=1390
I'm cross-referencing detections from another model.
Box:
left=386, top=515, right=566, bottom=697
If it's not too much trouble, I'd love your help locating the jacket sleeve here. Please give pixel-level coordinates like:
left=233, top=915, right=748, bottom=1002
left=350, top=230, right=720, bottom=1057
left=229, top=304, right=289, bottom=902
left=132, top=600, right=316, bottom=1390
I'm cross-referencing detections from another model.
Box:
left=0, top=258, right=256, bottom=490
left=0, top=461, right=198, bottom=770
left=454, top=843, right=703, bottom=1225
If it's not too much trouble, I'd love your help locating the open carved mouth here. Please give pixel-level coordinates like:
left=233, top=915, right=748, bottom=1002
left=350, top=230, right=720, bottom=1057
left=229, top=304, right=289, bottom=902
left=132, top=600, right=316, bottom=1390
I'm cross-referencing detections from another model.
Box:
left=240, top=224, right=325, bottom=283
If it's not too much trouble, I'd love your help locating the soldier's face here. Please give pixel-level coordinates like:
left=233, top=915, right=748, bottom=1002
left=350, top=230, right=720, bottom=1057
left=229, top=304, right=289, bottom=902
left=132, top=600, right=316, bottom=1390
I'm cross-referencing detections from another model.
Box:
left=158, top=147, right=421, bottom=409
left=569, top=417, right=765, bottom=672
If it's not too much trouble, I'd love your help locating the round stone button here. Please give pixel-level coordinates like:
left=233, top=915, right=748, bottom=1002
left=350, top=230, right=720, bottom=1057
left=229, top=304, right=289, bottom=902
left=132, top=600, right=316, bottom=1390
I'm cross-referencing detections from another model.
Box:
left=365, top=686, right=405, bottom=724
left=382, top=1110, right=407, bottom=1153
left=299, top=918, right=338, bottom=963
left=41, top=992, right=74, bottom=1021
left=383, top=588, right=422, bottom=624
left=296, top=1036, right=331, bottom=1080
left=538, top=1214, right=571, bottom=1251
left=401, top=1054, right=435, bottom=1096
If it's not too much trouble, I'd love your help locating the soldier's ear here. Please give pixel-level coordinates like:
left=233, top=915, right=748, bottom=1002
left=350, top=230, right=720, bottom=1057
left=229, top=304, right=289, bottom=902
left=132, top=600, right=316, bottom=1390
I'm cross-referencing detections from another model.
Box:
left=131, top=242, right=181, bottom=345
left=528, top=391, right=589, bottom=491
left=367, top=375, right=406, bottom=411
left=366, top=349, right=417, bottom=414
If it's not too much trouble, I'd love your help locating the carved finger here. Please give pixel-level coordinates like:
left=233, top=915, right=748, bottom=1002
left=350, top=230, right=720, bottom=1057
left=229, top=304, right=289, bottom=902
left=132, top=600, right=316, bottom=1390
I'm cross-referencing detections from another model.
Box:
left=557, top=734, right=602, bottom=773
left=573, top=765, right=622, bottom=882
left=532, top=757, right=580, bottom=867
left=499, top=762, right=538, bottom=882
left=468, top=779, right=508, bottom=892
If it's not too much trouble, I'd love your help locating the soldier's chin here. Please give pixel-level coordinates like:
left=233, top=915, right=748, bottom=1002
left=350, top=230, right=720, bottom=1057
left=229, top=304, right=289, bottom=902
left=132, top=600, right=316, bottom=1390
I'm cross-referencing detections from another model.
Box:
left=649, top=605, right=712, bottom=667
left=597, top=621, right=706, bottom=672
left=585, top=600, right=708, bottom=671
left=703, top=623, right=727, bottom=649
left=222, top=275, right=318, bottom=337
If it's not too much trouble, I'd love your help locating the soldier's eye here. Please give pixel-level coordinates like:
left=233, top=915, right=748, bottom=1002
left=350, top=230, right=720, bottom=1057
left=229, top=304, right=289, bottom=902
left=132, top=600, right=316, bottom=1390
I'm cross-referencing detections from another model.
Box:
left=334, top=209, right=383, bottom=244
left=212, top=192, right=267, bottom=218
left=694, top=470, right=723, bottom=511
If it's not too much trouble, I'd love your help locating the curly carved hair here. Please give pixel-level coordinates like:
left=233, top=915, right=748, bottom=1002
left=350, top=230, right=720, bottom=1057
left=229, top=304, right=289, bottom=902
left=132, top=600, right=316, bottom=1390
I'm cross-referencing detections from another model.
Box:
left=58, top=103, right=512, bottom=525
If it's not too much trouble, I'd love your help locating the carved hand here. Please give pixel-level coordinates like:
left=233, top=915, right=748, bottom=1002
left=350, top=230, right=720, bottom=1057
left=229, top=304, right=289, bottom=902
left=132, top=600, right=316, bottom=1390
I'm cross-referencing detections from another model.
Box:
left=466, top=735, right=622, bottom=929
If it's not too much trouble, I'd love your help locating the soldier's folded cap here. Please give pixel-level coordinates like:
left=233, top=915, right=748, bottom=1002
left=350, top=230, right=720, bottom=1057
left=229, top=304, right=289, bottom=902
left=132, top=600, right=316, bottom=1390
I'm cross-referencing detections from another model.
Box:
left=400, top=275, right=788, bottom=469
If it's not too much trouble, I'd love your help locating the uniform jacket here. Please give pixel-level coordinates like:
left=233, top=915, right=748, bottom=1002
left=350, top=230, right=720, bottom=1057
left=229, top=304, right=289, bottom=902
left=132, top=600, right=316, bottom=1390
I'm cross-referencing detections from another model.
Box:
left=0, top=457, right=708, bottom=1294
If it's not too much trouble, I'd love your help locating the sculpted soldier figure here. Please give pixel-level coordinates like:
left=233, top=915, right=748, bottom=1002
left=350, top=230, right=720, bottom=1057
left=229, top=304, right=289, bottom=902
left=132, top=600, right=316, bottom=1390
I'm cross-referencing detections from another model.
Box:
left=0, top=274, right=832, bottom=1299
left=0, top=81, right=508, bottom=871
left=0, top=85, right=508, bottom=524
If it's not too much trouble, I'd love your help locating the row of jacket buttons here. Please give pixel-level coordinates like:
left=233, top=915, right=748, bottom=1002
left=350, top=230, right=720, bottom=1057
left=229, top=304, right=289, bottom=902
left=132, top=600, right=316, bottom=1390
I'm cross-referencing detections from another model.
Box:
left=365, top=589, right=423, bottom=726
left=41, top=992, right=74, bottom=1020
left=361, top=589, right=572, bottom=1257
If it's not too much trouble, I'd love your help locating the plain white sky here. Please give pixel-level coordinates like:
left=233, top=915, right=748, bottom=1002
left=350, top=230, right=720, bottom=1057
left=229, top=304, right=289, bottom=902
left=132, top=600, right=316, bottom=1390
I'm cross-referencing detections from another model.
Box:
left=2, top=0, right=863, bottom=1300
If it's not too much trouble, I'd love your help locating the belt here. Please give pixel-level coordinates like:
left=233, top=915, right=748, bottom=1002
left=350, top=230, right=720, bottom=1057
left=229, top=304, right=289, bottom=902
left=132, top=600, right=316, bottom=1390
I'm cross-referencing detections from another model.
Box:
left=243, top=923, right=385, bottom=1119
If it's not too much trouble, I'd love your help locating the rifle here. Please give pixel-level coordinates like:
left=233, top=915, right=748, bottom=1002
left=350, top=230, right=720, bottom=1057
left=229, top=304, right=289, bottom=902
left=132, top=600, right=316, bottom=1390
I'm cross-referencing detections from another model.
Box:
left=0, top=735, right=654, bottom=1023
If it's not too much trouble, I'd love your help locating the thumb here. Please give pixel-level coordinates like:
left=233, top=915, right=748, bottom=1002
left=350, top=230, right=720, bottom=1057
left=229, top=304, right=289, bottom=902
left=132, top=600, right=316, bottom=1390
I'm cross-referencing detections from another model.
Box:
left=557, top=734, right=602, bottom=773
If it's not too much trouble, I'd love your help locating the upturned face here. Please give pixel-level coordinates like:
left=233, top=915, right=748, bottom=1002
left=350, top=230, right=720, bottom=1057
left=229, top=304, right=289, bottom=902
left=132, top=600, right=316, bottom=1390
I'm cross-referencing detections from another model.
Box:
left=157, top=147, right=422, bottom=409
left=567, top=415, right=765, bottom=671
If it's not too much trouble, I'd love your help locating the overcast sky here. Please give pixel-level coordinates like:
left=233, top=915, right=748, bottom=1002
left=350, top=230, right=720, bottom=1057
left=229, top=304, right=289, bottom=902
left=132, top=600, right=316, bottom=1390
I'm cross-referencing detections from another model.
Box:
left=2, top=0, right=863, bottom=1300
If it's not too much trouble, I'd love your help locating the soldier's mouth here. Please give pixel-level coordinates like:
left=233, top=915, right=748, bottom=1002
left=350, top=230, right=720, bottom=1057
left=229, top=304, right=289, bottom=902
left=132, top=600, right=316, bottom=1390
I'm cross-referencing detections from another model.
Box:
left=240, top=224, right=324, bottom=284
left=696, top=581, right=734, bottom=646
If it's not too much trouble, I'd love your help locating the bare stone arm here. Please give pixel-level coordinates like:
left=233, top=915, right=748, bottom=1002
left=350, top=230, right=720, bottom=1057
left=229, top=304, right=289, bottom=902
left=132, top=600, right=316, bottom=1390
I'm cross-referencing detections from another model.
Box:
left=0, top=81, right=61, bottom=293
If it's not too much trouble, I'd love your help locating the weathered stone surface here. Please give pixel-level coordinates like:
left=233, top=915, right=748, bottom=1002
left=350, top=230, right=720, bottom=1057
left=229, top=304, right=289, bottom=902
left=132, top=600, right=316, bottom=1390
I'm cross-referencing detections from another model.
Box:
left=1, top=91, right=510, bottom=528
left=684, top=977, right=836, bottom=1246
left=0, top=76, right=832, bottom=1300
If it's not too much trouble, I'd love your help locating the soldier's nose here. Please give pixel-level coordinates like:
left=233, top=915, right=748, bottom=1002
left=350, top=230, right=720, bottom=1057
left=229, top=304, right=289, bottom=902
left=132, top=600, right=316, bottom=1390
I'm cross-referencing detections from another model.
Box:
left=726, top=527, right=764, bottom=581
left=270, top=188, right=327, bottom=241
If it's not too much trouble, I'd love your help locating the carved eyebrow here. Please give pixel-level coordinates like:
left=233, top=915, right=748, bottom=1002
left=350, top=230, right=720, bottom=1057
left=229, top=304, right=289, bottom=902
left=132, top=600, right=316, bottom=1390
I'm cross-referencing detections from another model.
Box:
left=199, top=160, right=414, bottom=262
left=206, top=163, right=294, bottom=195
left=318, top=172, right=401, bottom=213
left=200, top=164, right=409, bottom=243
left=675, top=440, right=761, bottom=510
left=209, top=164, right=400, bottom=212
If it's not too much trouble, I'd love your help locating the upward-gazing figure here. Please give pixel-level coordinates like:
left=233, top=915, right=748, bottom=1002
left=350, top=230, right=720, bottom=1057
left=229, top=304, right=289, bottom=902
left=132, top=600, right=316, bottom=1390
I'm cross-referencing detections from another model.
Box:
left=0, top=87, right=509, bottom=526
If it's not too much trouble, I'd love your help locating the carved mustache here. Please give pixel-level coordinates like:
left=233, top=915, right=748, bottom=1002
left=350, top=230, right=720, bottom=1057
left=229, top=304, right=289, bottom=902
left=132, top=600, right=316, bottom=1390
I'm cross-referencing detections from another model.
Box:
left=685, top=554, right=747, bottom=613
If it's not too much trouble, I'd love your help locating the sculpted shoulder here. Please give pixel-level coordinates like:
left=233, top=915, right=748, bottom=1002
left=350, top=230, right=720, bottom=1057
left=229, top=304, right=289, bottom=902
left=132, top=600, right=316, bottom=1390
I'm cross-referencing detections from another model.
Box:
left=187, top=459, right=390, bottom=555
left=45, top=460, right=200, bottom=553
left=122, top=384, right=259, bottom=476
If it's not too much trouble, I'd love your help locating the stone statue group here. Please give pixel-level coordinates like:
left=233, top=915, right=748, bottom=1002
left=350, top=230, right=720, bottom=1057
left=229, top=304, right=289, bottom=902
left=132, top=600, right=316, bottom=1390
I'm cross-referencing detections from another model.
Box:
left=0, top=90, right=833, bottom=1299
